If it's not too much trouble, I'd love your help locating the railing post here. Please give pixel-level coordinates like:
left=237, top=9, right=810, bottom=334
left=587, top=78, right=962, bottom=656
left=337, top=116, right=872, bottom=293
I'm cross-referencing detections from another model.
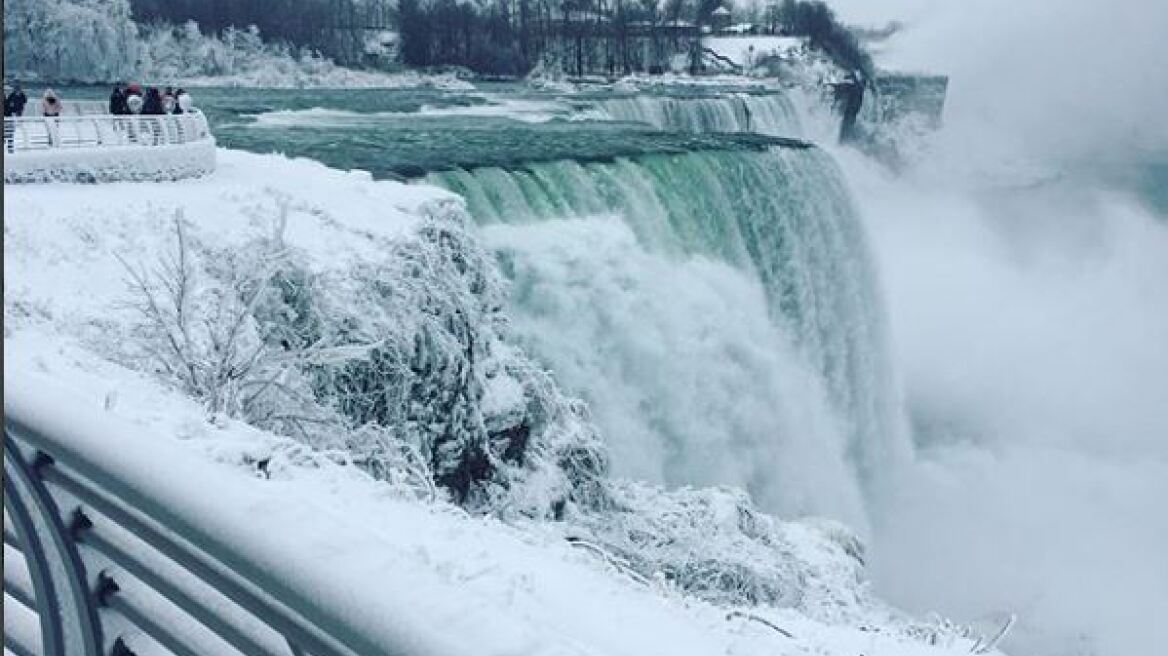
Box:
left=173, top=115, right=184, bottom=144
left=4, top=455, right=65, bottom=656
left=3, top=432, right=105, bottom=656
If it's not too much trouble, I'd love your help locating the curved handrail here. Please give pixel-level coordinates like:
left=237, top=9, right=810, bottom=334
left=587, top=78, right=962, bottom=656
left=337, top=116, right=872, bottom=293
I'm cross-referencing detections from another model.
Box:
left=20, top=100, right=176, bottom=116
left=4, top=440, right=105, bottom=655
left=3, top=412, right=363, bottom=656
left=4, top=111, right=211, bottom=152
left=3, top=377, right=559, bottom=656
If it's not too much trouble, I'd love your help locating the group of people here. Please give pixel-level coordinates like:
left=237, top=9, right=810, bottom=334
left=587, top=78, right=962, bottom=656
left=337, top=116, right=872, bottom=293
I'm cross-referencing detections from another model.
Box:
left=4, top=81, right=199, bottom=151
left=109, top=84, right=193, bottom=116
left=2, top=81, right=195, bottom=118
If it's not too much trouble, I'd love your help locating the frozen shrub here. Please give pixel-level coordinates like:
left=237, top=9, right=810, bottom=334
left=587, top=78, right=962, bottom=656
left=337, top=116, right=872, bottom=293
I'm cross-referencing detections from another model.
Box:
left=306, top=209, right=608, bottom=516
left=565, top=481, right=874, bottom=621
left=123, top=205, right=607, bottom=518
left=119, top=212, right=368, bottom=446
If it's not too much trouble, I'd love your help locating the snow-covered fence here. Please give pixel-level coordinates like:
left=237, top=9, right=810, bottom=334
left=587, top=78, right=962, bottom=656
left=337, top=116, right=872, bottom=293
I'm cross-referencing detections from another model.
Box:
left=6, top=112, right=211, bottom=151
left=1, top=426, right=358, bottom=656
left=4, top=111, right=216, bottom=183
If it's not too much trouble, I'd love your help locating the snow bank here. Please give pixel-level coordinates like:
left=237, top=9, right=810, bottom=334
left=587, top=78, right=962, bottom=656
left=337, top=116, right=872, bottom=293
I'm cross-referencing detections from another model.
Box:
left=706, top=36, right=806, bottom=68
left=4, top=138, right=216, bottom=184
left=5, top=149, right=434, bottom=324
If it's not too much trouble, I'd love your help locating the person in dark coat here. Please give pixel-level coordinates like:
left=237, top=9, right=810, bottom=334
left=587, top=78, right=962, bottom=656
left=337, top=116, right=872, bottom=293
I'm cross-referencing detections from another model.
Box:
left=4, top=82, right=29, bottom=117
left=109, top=83, right=128, bottom=115
left=172, top=88, right=193, bottom=114
left=141, top=87, right=165, bottom=115
left=3, top=82, right=23, bottom=152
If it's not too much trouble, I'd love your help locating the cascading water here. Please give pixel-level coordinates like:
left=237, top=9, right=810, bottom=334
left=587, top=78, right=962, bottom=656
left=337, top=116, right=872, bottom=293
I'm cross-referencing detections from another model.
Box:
left=598, top=93, right=803, bottom=137
left=429, top=145, right=905, bottom=526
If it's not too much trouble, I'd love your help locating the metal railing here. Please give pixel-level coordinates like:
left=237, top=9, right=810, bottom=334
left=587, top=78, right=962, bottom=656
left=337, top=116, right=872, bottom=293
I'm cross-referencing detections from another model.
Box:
left=2, top=410, right=369, bottom=656
left=3, top=112, right=211, bottom=152
left=17, top=100, right=180, bottom=117
left=59, top=100, right=114, bottom=116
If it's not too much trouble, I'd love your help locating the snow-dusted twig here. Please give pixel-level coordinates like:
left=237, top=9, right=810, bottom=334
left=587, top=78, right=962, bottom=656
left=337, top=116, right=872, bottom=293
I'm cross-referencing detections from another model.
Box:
left=565, top=537, right=651, bottom=587
left=725, top=610, right=795, bottom=639
left=970, top=613, right=1016, bottom=654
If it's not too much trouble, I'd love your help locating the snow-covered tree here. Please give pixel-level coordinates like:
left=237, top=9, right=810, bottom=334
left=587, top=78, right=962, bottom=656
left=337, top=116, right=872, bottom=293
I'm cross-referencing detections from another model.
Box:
left=4, top=0, right=139, bottom=82
left=2, top=1, right=364, bottom=86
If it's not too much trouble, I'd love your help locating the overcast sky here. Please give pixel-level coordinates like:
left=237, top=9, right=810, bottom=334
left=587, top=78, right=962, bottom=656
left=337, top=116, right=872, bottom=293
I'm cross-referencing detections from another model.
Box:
left=826, top=0, right=935, bottom=26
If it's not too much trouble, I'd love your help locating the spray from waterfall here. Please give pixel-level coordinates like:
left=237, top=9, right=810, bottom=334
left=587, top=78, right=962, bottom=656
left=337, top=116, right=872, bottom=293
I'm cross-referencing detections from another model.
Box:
left=430, top=146, right=908, bottom=528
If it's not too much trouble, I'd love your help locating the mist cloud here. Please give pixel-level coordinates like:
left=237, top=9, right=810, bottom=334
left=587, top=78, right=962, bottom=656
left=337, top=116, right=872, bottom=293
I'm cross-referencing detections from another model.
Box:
left=836, top=0, right=1168, bottom=162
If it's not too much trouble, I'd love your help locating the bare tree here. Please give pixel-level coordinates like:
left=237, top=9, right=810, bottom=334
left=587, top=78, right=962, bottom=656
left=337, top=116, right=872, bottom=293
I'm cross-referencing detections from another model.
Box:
left=118, top=210, right=373, bottom=440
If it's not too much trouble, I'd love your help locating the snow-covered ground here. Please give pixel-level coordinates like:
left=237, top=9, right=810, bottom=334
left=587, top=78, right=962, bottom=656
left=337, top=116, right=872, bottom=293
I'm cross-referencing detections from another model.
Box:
left=4, top=148, right=1007, bottom=656
left=705, top=36, right=806, bottom=68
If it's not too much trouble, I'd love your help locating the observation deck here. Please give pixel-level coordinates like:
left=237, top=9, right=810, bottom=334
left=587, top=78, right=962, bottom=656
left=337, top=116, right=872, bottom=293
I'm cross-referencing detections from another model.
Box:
left=4, top=100, right=216, bottom=183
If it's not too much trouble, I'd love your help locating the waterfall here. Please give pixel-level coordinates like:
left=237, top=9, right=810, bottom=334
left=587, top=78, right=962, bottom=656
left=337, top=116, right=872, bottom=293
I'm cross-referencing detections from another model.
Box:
left=597, top=93, right=803, bottom=137
left=428, top=146, right=902, bottom=525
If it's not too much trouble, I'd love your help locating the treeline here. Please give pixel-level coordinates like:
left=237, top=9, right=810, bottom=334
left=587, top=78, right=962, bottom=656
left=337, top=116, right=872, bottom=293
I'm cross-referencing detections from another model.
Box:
left=397, top=0, right=536, bottom=76
left=398, top=0, right=702, bottom=77
left=775, top=0, right=873, bottom=80
left=125, top=0, right=871, bottom=79
left=129, top=0, right=393, bottom=65
left=397, top=0, right=873, bottom=78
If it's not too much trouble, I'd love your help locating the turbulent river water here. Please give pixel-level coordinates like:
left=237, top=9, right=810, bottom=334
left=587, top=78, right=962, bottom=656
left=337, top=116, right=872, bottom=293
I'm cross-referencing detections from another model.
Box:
left=58, top=80, right=1168, bottom=656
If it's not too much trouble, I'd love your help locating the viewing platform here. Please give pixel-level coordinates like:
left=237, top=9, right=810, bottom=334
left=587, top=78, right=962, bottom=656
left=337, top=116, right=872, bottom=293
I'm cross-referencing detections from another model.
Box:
left=4, top=100, right=216, bottom=184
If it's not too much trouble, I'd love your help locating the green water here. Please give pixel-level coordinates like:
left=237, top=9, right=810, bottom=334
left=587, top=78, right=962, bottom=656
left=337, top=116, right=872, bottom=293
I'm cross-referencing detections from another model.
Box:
left=222, top=117, right=807, bottom=179
left=51, top=82, right=809, bottom=179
